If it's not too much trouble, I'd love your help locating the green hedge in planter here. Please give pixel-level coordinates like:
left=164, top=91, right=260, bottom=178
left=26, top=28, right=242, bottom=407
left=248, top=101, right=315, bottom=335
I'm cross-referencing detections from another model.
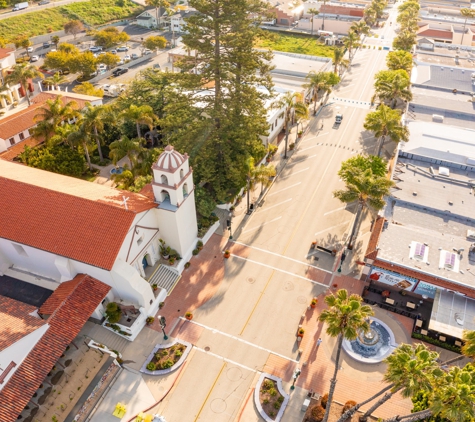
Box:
left=412, top=332, right=461, bottom=354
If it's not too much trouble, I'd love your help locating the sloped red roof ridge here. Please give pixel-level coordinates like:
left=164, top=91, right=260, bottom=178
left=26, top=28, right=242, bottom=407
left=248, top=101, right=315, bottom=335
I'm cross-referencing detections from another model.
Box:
left=38, top=277, right=83, bottom=316
left=0, top=47, right=14, bottom=59
left=0, top=274, right=111, bottom=422
left=0, top=161, right=157, bottom=270
left=0, top=297, right=46, bottom=352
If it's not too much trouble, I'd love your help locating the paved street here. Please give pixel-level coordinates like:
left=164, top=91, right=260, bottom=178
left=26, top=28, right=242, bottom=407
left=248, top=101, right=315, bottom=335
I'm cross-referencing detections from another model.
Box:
left=136, top=3, right=421, bottom=421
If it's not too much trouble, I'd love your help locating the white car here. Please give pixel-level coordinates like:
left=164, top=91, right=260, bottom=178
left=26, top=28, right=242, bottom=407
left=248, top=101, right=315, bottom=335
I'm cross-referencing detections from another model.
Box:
left=30, top=55, right=39, bottom=62
left=117, top=46, right=128, bottom=52
left=27, top=47, right=33, bottom=53
left=143, top=49, right=152, bottom=55
left=97, top=64, right=107, bottom=71
left=117, top=59, right=125, bottom=65
left=124, top=55, right=131, bottom=61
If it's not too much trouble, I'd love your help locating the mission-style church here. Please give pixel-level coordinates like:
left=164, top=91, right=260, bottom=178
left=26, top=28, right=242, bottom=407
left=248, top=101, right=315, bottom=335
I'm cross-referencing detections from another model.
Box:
left=0, top=146, right=198, bottom=340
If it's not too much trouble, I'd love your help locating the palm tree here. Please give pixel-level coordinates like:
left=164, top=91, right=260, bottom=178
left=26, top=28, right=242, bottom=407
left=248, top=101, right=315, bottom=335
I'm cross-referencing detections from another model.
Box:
left=350, top=21, right=370, bottom=36
left=374, top=69, right=412, bottom=109
left=384, top=366, right=475, bottom=422
left=120, top=104, right=157, bottom=139
left=43, top=72, right=68, bottom=90
left=364, top=104, right=409, bottom=157
left=460, top=9, right=475, bottom=45
left=392, top=30, right=417, bottom=52
left=318, top=0, right=329, bottom=31
left=80, top=103, right=113, bottom=162
left=294, top=99, right=309, bottom=137
left=6, top=63, right=44, bottom=106
left=67, top=127, right=92, bottom=170
left=304, top=71, right=340, bottom=115
left=145, top=0, right=170, bottom=28
left=109, top=136, right=141, bottom=168
left=308, top=8, right=319, bottom=36
left=386, top=50, right=413, bottom=73
left=272, top=91, right=308, bottom=159
left=333, top=167, right=394, bottom=249
left=245, top=157, right=276, bottom=213
left=343, top=30, right=361, bottom=61
left=318, top=289, right=374, bottom=422
left=339, top=344, right=442, bottom=422
left=332, top=48, right=349, bottom=75
left=33, top=96, right=79, bottom=142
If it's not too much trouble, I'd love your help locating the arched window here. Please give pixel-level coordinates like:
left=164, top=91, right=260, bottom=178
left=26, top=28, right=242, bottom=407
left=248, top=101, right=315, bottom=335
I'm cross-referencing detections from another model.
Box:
left=180, top=168, right=184, bottom=179
left=183, top=183, right=188, bottom=197
left=161, top=174, right=168, bottom=185
left=160, top=190, right=170, bottom=202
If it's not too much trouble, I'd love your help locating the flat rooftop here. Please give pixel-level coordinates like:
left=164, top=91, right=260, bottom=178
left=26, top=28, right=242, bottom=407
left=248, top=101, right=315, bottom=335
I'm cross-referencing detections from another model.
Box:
left=399, top=121, right=475, bottom=168
left=413, top=63, right=475, bottom=91
left=378, top=155, right=475, bottom=288
left=270, top=51, right=331, bottom=79
left=0, top=274, right=53, bottom=307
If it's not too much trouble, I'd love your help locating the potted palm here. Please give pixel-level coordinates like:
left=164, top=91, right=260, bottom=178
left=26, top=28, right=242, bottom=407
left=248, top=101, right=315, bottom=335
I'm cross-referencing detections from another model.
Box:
left=146, top=316, right=154, bottom=325
left=185, top=312, right=193, bottom=320
left=311, top=298, right=318, bottom=308
left=224, top=250, right=231, bottom=259
left=152, top=284, right=158, bottom=291
left=159, top=239, right=171, bottom=259
left=297, top=328, right=305, bottom=338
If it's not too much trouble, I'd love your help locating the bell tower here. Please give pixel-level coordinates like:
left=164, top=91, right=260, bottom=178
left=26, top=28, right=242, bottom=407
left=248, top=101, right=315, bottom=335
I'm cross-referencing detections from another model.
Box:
left=152, top=146, right=198, bottom=258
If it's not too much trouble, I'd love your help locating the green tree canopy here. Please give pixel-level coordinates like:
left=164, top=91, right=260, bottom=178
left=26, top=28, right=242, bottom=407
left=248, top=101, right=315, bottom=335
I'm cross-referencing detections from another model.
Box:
left=142, top=35, right=167, bottom=51
left=338, top=155, right=387, bottom=183
left=93, top=27, right=129, bottom=49
left=373, top=69, right=412, bottom=108
left=386, top=50, right=413, bottom=73
left=5, top=63, right=44, bottom=106
left=73, top=82, right=104, bottom=97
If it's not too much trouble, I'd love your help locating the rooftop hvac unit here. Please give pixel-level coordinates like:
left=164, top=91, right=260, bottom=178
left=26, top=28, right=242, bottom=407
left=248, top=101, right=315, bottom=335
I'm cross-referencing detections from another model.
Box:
left=467, top=230, right=475, bottom=240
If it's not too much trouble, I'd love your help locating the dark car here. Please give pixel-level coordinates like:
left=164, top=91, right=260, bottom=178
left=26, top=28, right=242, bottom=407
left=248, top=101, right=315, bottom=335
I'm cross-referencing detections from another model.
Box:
left=43, top=41, right=50, bottom=48
left=112, top=68, right=128, bottom=76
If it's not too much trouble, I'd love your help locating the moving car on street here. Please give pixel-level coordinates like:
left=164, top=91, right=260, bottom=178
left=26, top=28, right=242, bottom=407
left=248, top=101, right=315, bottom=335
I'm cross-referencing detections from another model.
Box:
left=335, top=114, right=343, bottom=124
left=112, top=68, right=128, bottom=77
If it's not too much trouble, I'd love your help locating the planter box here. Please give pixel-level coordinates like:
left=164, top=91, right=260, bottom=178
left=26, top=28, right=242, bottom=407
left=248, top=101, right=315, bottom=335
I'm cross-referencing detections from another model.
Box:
left=140, top=339, right=192, bottom=375
left=254, top=372, right=289, bottom=422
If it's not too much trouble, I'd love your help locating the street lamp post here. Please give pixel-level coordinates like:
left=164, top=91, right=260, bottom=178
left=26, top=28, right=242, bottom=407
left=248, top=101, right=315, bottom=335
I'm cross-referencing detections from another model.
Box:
left=157, top=315, right=168, bottom=340
left=290, top=368, right=301, bottom=390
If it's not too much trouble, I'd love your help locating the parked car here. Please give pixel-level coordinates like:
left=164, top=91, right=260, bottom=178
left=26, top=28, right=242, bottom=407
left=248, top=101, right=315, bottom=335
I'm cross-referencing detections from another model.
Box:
left=124, top=55, right=131, bottom=61
left=97, top=64, right=107, bottom=72
left=43, top=42, right=50, bottom=48
left=39, top=0, right=50, bottom=4
left=110, top=49, right=117, bottom=55
left=117, top=46, right=128, bottom=52
left=335, top=113, right=343, bottom=124
left=89, top=46, right=102, bottom=52
left=117, top=59, right=125, bottom=65
left=30, top=55, right=39, bottom=62
left=112, top=67, right=128, bottom=76
left=131, top=53, right=139, bottom=60
left=26, top=47, right=33, bottom=53
left=143, top=49, right=152, bottom=55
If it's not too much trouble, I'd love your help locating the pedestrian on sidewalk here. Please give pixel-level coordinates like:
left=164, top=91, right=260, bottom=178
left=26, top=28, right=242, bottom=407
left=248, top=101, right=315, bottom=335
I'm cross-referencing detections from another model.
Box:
left=317, top=338, right=322, bottom=347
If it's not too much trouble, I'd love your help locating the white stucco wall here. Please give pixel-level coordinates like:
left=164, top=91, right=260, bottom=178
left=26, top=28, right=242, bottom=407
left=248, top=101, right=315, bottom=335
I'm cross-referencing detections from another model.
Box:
left=0, top=324, right=49, bottom=391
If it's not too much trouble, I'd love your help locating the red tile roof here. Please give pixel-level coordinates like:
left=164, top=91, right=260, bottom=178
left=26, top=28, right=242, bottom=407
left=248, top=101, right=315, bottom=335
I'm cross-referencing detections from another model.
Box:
left=0, top=135, right=43, bottom=161
left=0, top=274, right=111, bottom=422
left=0, top=48, right=14, bottom=60
left=418, top=29, right=453, bottom=39
left=364, top=216, right=385, bottom=260
left=38, top=277, right=83, bottom=315
left=0, top=92, right=98, bottom=141
left=0, top=297, right=46, bottom=352
left=0, top=160, right=156, bottom=270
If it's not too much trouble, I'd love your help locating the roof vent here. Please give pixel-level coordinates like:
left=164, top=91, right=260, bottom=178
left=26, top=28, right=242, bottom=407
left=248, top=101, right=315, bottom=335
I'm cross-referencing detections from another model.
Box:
left=439, top=167, right=450, bottom=176
left=413, top=191, right=418, bottom=196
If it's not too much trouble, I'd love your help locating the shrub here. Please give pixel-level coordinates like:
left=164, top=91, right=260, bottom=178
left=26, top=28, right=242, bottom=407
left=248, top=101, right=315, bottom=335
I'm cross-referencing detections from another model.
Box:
left=273, top=401, right=281, bottom=410
left=185, top=262, right=191, bottom=269
left=263, top=398, right=269, bottom=404
left=269, top=411, right=275, bottom=417
left=104, top=302, right=121, bottom=323
left=277, top=396, right=284, bottom=404
left=321, top=393, right=329, bottom=409
left=268, top=388, right=277, bottom=397
left=197, top=240, right=203, bottom=248
left=342, top=400, right=357, bottom=413
left=411, top=333, right=461, bottom=353
left=175, top=350, right=182, bottom=357
left=262, top=380, right=273, bottom=390
left=192, top=248, right=199, bottom=255
left=146, top=362, right=156, bottom=371
left=311, top=405, right=325, bottom=421
left=268, top=144, right=278, bottom=156
left=161, top=359, right=174, bottom=369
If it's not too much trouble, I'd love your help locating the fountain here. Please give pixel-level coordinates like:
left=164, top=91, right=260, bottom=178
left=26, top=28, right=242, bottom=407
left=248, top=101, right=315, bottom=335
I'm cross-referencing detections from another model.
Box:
left=342, top=317, right=397, bottom=363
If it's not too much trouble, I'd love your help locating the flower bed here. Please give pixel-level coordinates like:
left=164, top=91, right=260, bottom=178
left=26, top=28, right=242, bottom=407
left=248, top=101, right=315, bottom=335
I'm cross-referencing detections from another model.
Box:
left=140, top=339, right=191, bottom=375
left=254, top=373, right=289, bottom=421
left=412, top=332, right=461, bottom=354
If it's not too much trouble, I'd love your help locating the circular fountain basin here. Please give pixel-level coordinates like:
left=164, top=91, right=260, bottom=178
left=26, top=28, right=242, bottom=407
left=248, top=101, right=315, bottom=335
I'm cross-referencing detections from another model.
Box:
left=342, top=317, right=397, bottom=364
left=110, top=167, right=124, bottom=175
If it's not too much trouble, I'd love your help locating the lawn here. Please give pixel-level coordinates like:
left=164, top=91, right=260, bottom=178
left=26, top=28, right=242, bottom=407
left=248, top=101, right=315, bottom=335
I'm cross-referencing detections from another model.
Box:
left=0, top=0, right=143, bottom=43
left=256, top=32, right=335, bottom=58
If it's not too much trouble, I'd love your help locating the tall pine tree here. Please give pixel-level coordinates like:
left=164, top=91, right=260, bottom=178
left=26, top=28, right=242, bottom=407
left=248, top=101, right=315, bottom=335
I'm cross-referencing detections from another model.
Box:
left=166, top=0, right=274, bottom=202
